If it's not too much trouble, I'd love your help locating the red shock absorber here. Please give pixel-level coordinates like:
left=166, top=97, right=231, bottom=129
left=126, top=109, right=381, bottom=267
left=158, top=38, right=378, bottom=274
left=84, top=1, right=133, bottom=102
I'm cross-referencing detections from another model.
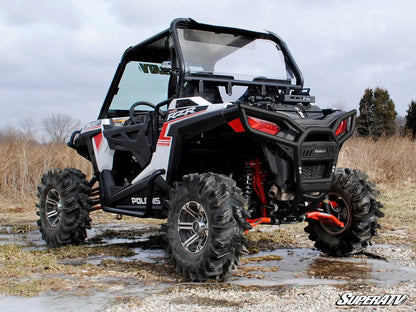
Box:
left=241, top=165, right=254, bottom=200
left=247, top=158, right=268, bottom=216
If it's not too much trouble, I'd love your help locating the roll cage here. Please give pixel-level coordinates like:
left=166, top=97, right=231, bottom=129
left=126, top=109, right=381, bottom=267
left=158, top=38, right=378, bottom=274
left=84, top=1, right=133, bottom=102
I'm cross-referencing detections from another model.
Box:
left=98, top=18, right=305, bottom=119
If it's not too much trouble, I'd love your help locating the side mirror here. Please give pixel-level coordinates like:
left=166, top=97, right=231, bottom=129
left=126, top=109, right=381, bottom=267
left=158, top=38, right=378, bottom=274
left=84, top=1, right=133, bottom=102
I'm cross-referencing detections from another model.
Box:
left=161, top=61, right=172, bottom=72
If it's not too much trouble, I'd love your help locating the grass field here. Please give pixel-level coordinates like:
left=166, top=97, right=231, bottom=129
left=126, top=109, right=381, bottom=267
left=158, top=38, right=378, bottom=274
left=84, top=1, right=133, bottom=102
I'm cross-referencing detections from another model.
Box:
left=1, top=135, right=415, bottom=234
left=0, top=136, right=415, bottom=231
left=0, top=135, right=414, bottom=208
left=0, top=136, right=415, bottom=297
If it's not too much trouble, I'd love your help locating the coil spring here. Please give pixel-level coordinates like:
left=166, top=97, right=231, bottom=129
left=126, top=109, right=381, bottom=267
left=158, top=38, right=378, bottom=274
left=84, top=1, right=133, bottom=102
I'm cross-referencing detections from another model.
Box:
left=242, top=165, right=254, bottom=199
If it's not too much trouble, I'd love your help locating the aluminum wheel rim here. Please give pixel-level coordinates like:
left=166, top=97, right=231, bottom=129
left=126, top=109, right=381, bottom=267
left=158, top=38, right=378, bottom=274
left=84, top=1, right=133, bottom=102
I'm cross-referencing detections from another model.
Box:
left=177, top=201, right=209, bottom=253
left=45, top=188, right=62, bottom=227
left=321, top=192, right=351, bottom=235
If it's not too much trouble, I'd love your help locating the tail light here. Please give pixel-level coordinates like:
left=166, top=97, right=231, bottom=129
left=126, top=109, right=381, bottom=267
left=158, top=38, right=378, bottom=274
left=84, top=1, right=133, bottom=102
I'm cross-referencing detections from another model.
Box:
left=335, top=119, right=348, bottom=136
left=248, top=116, right=281, bottom=135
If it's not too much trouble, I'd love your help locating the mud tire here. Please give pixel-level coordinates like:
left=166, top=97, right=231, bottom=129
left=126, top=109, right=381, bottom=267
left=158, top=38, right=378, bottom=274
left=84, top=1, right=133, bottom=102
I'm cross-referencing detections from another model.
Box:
left=167, top=173, right=250, bottom=281
left=305, top=168, right=384, bottom=256
left=36, top=168, right=92, bottom=246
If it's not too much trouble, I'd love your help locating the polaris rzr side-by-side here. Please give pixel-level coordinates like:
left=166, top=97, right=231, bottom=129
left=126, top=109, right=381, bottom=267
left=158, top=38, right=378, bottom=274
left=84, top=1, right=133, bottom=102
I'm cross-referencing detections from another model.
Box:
left=37, top=18, right=383, bottom=281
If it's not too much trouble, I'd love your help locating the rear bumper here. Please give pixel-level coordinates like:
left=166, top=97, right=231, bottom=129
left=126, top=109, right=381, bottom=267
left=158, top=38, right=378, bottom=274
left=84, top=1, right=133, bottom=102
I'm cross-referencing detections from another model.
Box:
left=238, top=103, right=356, bottom=196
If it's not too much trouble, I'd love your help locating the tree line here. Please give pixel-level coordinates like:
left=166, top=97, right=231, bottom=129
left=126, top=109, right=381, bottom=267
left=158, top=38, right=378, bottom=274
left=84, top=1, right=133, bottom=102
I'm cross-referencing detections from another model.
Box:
left=355, top=87, right=415, bottom=139
left=1, top=90, right=415, bottom=144
left=0, top=113, right=80, bottom=144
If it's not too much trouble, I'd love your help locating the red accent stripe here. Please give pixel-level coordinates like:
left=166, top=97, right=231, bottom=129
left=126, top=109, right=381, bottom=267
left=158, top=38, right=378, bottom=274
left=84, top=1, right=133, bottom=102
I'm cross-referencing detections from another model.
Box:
left=157, top=110, right=206, bottom=146
left=84, top=125, right=101, bottom=132
left=228, top=118, right=245, bottom=133
left=158, top=123, right=172, bottom=144
left=93, top=132, right=103, bottom=152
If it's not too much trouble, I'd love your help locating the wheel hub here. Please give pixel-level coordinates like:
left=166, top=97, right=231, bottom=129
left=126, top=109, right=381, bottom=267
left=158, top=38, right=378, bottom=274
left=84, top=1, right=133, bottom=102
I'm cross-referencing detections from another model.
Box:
left=192, top=220, right=206, bottom=234
left=320, top=193, right=351, bottom=235
left=177, top=201, right=209, bottom=253
left=45, top=188, right=62, bottom=227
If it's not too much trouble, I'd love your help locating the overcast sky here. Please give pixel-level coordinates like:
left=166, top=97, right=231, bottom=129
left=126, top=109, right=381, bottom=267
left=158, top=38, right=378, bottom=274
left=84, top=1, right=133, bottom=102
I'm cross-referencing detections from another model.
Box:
left=1, top=0, right=415, bottom=131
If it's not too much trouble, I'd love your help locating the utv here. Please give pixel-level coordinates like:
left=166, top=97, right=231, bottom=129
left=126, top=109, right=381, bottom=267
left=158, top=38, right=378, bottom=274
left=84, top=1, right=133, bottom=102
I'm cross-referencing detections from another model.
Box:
left=37, top=18, right=383, bottom=281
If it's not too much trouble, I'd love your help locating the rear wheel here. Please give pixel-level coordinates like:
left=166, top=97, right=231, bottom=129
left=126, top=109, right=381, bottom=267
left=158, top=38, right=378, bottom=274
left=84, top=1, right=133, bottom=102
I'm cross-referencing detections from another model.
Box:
left=37, top=168, right=92, bottom=246
left=305, top=168, right=384, bottom=256
left=167, top=173, right=250, bottom=281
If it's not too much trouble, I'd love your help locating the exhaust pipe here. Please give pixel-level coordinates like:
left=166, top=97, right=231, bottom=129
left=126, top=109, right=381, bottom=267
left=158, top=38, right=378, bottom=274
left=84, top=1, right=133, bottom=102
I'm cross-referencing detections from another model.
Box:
left=268, top=184, right=294, bottom=201
left=268, top=185, right=278, bottom=198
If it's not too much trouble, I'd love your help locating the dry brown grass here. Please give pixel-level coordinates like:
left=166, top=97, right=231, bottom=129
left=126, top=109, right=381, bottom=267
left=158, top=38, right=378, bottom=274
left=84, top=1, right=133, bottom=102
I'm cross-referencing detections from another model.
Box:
left=338, top=136, right=416, bottom=184
left=0, top=243, right=178, bottom=296
left=0, top=140, right=91, bottom=206
left=1, top=136, right=415, bottom=204
left=0, top=135, right=415, bottom=221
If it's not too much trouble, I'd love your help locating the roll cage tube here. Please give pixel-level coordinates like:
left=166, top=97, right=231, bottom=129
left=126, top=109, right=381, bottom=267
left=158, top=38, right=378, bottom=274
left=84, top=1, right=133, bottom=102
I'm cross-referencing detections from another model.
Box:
left=98, top=29, right=171, bottom=120
left=99, top=19, right=306, bottom=119
left=169, top=18, right=304, bottom=98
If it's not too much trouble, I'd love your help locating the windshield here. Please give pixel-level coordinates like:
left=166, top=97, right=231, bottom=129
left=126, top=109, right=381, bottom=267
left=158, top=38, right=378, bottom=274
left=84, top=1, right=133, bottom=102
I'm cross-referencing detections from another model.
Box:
left=177, top=28, right=293, bottom=82
left=107, top=61, right=170, bottom=115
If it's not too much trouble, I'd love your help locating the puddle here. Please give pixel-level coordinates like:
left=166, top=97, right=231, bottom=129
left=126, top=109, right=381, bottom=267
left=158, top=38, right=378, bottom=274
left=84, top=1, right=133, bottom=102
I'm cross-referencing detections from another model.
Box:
left=230, top=246, right=416, bottom=287
left=1, top=223, right=415, bottom=310
left=83, top=248, right=165, bottom=266
left=0, top=284, right=171, bottom=312
left=0, top=223, right=172, bottom=311
left=86, top=223, right=161, bottom=245
left=0, top=226, right=45, bottom=247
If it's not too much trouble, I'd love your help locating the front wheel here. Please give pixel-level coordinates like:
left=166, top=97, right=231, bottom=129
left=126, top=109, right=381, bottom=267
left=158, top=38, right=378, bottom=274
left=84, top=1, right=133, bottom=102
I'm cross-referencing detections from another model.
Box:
left=36, top=168, right=92, bottom=246
left=167, top=173, right=250, bottom=281
left=305, top=168, right=384, bottom=256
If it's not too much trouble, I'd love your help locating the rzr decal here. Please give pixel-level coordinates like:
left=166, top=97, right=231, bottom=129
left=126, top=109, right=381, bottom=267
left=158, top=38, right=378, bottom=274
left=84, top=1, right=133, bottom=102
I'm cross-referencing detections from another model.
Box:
left=166, top=106, right=207, bottom=122
left=158, top=107, right=208, bottom=147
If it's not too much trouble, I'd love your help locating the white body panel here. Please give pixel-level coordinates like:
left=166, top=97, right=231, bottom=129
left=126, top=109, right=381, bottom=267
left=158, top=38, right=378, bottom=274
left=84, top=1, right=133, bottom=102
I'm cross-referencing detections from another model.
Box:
left=132, top=97, right=232, bottom=183
left=87, top=120, right=115, bottom=172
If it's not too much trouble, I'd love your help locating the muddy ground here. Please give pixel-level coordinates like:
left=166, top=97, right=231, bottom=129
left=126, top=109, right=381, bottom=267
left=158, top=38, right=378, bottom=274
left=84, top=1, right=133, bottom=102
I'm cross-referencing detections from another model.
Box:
left=0, top=183, right=415, bottom=311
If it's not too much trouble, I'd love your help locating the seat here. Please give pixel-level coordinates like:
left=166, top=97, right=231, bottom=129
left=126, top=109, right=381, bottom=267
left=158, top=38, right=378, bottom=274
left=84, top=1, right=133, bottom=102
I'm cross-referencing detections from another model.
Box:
left=182, top=80, right=222, bottom=103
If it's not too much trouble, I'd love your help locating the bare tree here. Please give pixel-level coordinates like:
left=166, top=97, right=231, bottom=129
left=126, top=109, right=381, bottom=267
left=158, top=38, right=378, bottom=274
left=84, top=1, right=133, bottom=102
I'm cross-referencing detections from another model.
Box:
left=0, top=127, right=25, bottom=143
left=42, top=113, right=80, bottom=143
left=22, top=117, right=38, bottom=142
left=332, top=100, right=346, bottom=110
left=396, top=115, right=406, bottom=136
